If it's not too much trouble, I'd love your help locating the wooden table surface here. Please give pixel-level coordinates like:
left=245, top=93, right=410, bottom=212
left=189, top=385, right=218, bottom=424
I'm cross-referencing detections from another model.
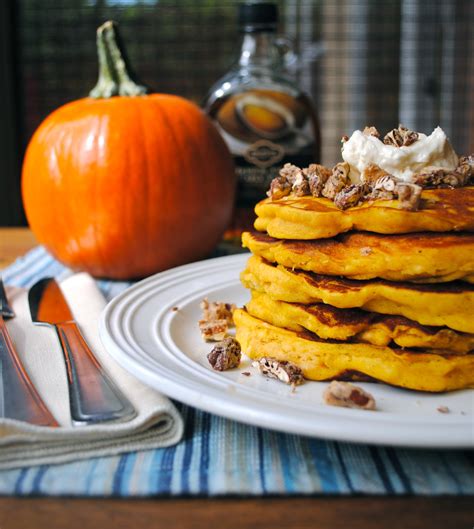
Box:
left=0, top=227, right=472, bottom=529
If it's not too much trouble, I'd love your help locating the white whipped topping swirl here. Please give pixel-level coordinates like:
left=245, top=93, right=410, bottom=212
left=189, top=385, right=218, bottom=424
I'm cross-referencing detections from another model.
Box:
left=341, top=126, right=458, bottom=183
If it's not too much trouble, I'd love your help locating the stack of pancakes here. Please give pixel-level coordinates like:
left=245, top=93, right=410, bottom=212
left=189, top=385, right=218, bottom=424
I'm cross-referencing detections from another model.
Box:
left=234, top=186, right=474, bottom=392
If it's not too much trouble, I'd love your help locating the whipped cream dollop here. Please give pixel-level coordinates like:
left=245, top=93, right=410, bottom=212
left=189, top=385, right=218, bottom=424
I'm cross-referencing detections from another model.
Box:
left=341, top=126, right=459, bottom=183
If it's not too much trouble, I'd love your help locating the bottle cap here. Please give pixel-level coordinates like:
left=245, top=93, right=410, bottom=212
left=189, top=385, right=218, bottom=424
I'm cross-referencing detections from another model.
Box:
left=238, top=2, right=278, bottom=32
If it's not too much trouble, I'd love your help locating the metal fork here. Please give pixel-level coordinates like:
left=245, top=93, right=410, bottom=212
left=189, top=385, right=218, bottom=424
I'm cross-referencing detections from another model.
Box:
left=0, top=279, right=58, bottom=426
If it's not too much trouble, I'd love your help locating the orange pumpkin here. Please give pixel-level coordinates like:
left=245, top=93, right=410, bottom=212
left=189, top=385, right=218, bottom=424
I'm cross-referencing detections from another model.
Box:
left=22, top=21, right=235, bottom=279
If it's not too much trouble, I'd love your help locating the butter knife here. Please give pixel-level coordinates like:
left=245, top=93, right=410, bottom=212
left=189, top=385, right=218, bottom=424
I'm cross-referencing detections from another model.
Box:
left=29, top=278, right=136, bottom=425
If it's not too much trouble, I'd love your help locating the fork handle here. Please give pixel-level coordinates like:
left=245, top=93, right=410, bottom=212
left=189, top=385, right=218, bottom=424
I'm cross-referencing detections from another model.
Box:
left=0, top=317, right=59, bottom=426
left=56, top=322, right=135, bottom=425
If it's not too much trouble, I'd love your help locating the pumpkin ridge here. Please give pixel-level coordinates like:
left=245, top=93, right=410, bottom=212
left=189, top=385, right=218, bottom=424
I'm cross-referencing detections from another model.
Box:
left=161, top=100, right=209, bottom=262
left=136, top=98, right=152, bottom=267
left=151, top=98, right=187, bottom=263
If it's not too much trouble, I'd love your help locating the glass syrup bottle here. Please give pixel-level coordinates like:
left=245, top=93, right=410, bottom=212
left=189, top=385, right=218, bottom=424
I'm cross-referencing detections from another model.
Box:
left=203, top=1, right=321, bottom=236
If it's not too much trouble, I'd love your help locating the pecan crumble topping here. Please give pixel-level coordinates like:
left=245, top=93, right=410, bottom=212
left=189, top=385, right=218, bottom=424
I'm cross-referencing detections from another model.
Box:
left=252, top=357, right=304, bottom=386
left=363, top=126, right=380, bottom=138
left=207, top=337, right=241, bottom=371
left=292, top=170, right=311, bottom=197
left=323, top=381, right=376, bottom=410
left=304, top=164, right=331, bottom=197
left=266, top=126, right=472, bottom=210
left=415, top=159, right=474, bottom=188
left=279, top=163, right=303, bottom=184
left=383, top=125, right=419, bottom=147
left=366, top=174, right=422, bottom=210
left=396, top=182, right=422, bottom=210
left=267, top=175, right=291, bottom=199
left=334, top=184, right=369, bottom=210
left=361, top=164, right=392, bottom=185
left=322, top=162, right=350, bottom=200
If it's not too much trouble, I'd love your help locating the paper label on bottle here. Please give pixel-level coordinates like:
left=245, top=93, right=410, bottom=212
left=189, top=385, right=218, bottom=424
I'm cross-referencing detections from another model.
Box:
left=243, top=139, right=285, bottom=168
left=211, top=88, right=317, bottom=206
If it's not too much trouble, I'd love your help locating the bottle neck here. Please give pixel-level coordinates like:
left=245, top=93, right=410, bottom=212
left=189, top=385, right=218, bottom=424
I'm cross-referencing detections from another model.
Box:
left=238, top=31, right=281, bottom=69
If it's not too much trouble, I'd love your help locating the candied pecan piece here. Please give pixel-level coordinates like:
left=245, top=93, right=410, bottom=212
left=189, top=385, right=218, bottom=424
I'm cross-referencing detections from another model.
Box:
left=303, top=164, right=331, bottom=197
left=416, top=156, right=474, bottom=189
left=374, top=175, right=397, bottom=192
left=199, top=319, right=228, bottom=342
left=323, top=381, right=375, bottom=410
left=267, top=176, right=291, bottom=199
left=415, top=167, right=449, bottom=187
left=361, top=164, right=391, bottom=185
left=367, top=174, right=398, bottom=201
left=334, top=184, right=368, bottom=210
left=322, top=162, right=350, bottom=200
left=291, top=171, right=310, bottom=196
left=252, top=357, right=304, bottom=386
left=207, top=337, right=241, bottom=371
left=279, top=163, right=303, bottom=184
left=199, top=298, right=237, bottom=341
left=383, top=125, right=419, bottom=147
left=456, top=155, right=474, bottom=185
left=363, top=126, right=380, bottom=138
left=396, top=182, right=422, bottom=210
left=200, top=298, right=236, bottom=327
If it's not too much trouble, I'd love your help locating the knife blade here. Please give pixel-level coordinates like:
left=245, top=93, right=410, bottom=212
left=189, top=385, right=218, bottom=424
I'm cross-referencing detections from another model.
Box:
left=0, top=281, right=59, bottom=426
left=29, top=278, right=136, bottom=425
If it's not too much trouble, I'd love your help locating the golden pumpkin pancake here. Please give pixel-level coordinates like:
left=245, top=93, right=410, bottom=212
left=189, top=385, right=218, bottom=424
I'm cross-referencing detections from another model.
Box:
left=246, top=291, right=474, bottom=354
left=234, top=309, right=474, bottom=392
left=242, top=231, right=474, bottom=283
left=241, top=256, right=474, bottom=333
left=254, top=187, right=474, bottom=240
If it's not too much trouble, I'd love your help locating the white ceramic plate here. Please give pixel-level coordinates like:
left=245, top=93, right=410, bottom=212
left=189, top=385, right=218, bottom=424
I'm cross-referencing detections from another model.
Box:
left=100, top=254, right=474, bottom=448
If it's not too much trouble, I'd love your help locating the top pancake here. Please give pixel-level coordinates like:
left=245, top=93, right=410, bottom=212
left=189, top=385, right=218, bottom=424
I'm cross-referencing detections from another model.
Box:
left=254, top=186, right=474, bottom=239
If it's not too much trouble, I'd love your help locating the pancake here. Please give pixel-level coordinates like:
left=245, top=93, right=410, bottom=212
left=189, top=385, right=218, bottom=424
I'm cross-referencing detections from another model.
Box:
left=234, top=308, right=474, bottom=392
left=254, top=186, right=474, bottom=240
left=242, top=231, right=474, bottom=283
left=246, top=291, right=474, bottom=354
left=241, top=255, right=474, bottom=333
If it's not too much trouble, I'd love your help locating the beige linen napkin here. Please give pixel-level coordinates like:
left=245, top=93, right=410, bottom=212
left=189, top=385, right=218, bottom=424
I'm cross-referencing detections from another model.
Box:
left=0, top=273, right=183, bottom=470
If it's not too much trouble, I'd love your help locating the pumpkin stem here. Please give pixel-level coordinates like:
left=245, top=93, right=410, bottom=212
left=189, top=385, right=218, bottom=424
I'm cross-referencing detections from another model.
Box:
left=89, top=20, right=148, bottom=99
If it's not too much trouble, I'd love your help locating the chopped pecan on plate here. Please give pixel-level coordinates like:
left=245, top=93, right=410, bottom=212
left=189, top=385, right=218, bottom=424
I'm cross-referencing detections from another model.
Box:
left=252, top=357, right=304, bottom=386
left=200, top=298, right=236, bottom=326
left=323, top=380, right=376, bottom=410
left=207, top=337, right=241, bottom=371
left=199, top=319, right=228, bottom=342
left=199, top=298, right=237, bottom=341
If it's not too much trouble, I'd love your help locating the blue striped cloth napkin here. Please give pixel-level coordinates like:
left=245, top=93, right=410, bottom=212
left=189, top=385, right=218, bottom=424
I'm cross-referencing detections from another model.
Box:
left=0, top=246, right=472, bottom=496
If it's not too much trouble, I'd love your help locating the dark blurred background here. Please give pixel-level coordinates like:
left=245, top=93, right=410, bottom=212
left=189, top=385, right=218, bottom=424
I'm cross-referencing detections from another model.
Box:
left=1, top=0, right=473, bottom=225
